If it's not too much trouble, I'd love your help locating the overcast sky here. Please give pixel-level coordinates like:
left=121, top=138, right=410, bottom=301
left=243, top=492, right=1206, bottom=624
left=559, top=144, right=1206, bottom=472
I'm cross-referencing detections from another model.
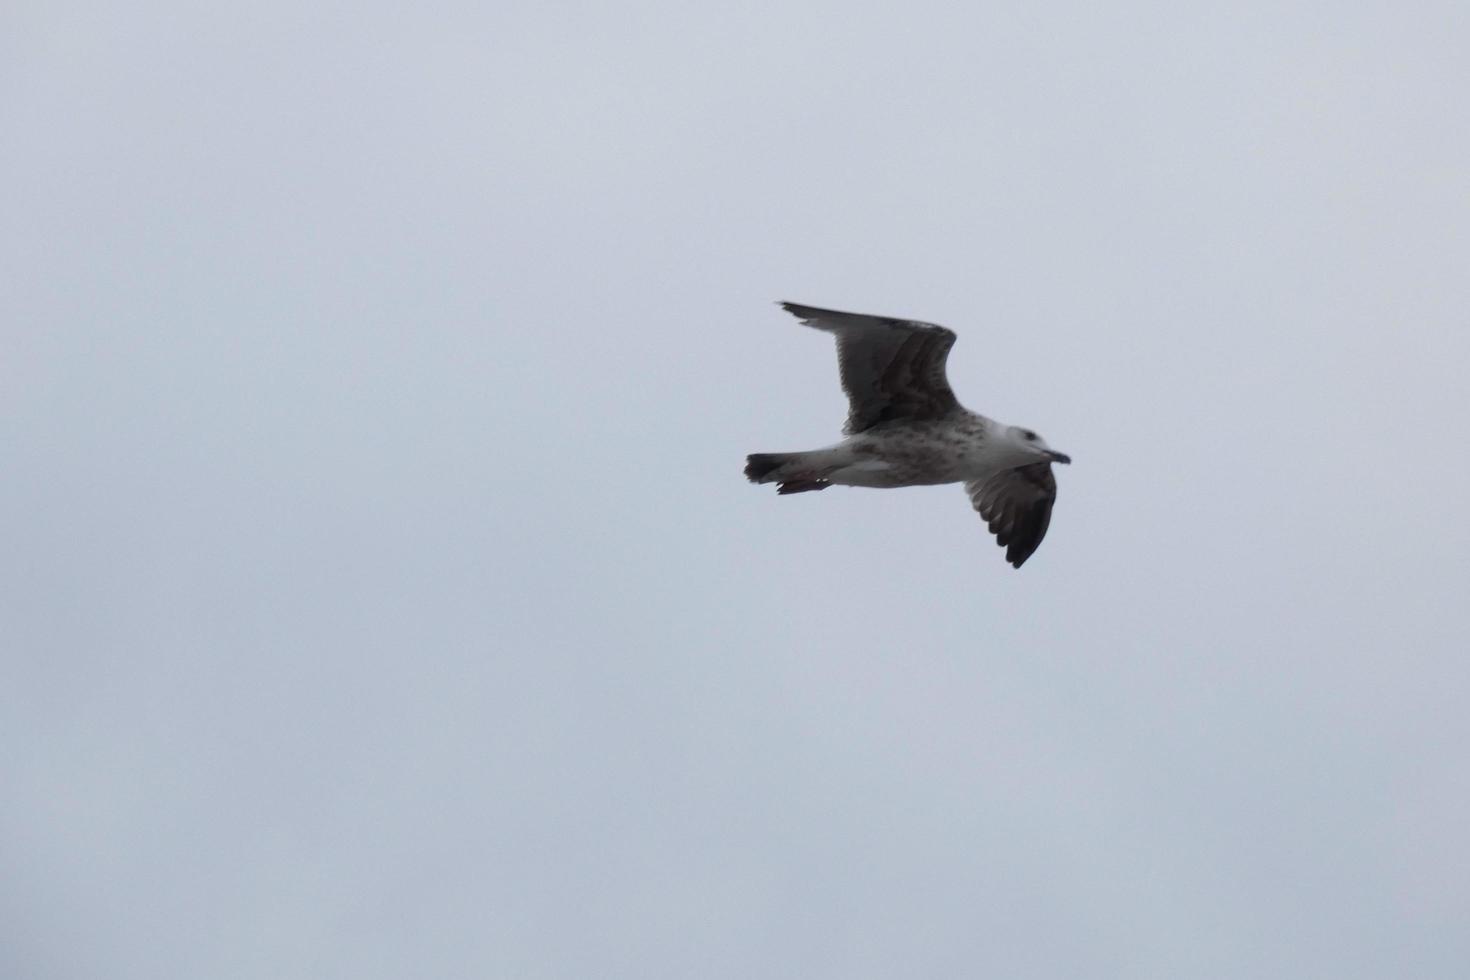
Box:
left=4, top=2, right=1469, bottom=978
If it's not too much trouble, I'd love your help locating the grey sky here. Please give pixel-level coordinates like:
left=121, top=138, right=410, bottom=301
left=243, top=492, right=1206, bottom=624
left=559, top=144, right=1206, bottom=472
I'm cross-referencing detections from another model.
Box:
left=4, top=1, right=1468, bottom=977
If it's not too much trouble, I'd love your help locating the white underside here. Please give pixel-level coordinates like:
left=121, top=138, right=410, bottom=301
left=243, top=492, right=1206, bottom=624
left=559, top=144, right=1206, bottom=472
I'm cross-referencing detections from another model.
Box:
left=778, top=433, right=1012, bottom=489
left=826, top=457, right=897, bottom=488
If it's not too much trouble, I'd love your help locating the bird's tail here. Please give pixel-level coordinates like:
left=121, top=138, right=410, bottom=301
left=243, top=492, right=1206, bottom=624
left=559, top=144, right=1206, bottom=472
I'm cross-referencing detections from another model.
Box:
left=744, top=452, right=831, bottom=495
left=744, top=453, right=790, bottom=482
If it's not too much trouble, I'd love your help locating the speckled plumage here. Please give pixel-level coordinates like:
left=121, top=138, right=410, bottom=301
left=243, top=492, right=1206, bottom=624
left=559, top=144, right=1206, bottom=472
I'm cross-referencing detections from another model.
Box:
left=744, top=302, right=1071, bottom=568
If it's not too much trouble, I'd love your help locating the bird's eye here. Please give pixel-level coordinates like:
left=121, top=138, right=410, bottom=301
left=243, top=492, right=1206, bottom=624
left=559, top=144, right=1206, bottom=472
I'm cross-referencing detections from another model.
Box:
left=1023, top=430, right=1037, bottom=441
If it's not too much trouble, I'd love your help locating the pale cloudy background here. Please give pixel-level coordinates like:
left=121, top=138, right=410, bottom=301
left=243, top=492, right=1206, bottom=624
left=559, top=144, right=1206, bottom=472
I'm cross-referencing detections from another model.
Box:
left=3, top=2, right=1468, bottom=977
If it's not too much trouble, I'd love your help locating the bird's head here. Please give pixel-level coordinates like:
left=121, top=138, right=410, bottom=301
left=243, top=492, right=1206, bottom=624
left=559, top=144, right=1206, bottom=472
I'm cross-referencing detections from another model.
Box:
left=1003, top=425, right=1071, bottom=467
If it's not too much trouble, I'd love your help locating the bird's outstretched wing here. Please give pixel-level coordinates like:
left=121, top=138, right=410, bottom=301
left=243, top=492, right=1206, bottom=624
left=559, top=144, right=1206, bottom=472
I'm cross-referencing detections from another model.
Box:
left=965, top=463, right=1058, bottom=568
left=780, top=301, right=962, bottom=433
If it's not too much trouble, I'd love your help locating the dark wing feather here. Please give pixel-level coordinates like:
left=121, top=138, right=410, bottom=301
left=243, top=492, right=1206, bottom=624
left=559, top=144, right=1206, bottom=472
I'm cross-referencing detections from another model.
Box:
left=780, top=301, right=962, bottom=433
left=964, top=463, right=1058, bottom=568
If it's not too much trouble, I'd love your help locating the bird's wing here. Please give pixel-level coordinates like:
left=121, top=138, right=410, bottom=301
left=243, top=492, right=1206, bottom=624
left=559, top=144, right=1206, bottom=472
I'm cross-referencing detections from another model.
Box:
left=964, top=463, right=1058, bottom=568
left=780, top=301, right=962, bottom=433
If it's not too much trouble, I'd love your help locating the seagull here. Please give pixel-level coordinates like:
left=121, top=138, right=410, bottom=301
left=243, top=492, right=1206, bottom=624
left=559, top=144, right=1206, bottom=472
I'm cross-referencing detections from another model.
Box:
left=744, top=302, right=1071, bottom=568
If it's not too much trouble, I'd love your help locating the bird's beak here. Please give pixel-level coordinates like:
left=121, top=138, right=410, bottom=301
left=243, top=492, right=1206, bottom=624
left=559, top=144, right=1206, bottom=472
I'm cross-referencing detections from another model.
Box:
left=1046, top=450, right=1072, bottom=465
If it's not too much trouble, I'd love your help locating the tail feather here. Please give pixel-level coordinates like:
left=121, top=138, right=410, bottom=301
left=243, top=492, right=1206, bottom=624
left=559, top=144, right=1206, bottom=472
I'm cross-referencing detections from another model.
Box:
left=745, top=452, right=832, bottom=495
left=744, top=453, right=788, bottom=483
left=776, top=479, right=829, bottom=494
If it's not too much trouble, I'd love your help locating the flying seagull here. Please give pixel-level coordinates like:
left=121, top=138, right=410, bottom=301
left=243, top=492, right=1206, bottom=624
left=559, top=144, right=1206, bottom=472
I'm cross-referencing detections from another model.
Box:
left=744, top=302, right=1071, bottom=568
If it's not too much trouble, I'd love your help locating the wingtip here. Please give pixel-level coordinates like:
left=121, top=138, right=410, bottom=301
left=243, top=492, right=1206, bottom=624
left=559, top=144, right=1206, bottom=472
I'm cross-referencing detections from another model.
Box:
left=777, top=301, right=836, bottom=324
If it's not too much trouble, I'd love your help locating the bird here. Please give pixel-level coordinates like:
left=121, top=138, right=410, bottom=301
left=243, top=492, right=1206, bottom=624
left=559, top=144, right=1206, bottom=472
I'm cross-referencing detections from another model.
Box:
left=744, top=302, right=1071, bottom=568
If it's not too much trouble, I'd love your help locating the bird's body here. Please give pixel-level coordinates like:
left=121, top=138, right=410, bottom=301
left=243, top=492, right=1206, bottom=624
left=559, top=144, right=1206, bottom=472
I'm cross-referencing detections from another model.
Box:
left=745, top=302, right=1071, bottom=568
left=754, top=416, right=993, bottom=489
